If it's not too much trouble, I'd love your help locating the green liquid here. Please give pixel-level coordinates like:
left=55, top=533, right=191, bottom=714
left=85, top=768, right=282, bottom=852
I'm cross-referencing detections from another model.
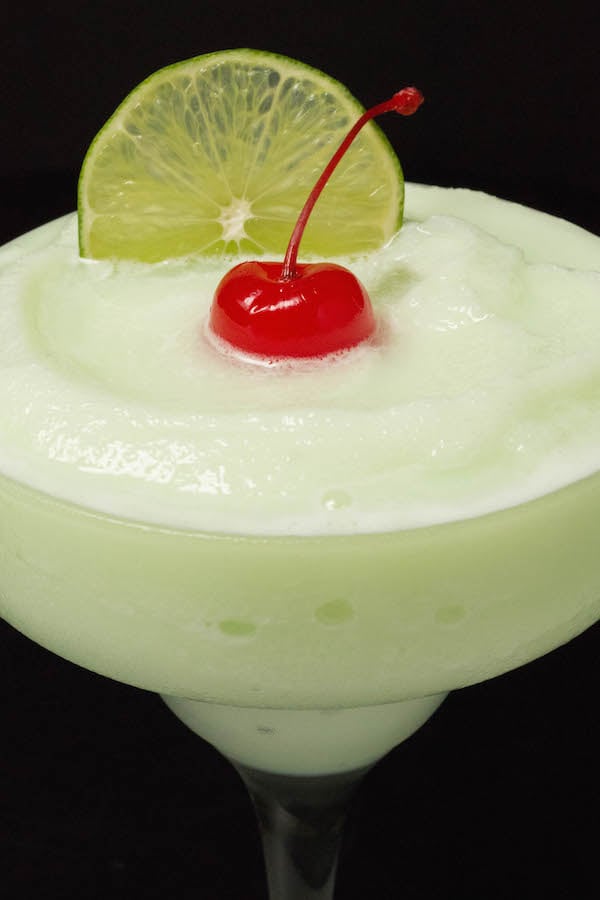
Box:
left=1, top=185, right=599, bottom=710
left=1, top=468, right=598, bottom=708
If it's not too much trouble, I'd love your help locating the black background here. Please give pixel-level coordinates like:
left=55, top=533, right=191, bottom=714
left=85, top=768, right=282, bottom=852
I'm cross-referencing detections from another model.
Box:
left=1, top=2, right=598, bottom=898
left=2, top=0, right=599, bottom=239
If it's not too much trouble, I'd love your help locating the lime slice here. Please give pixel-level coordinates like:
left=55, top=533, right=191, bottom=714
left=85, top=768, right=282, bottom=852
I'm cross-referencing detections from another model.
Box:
left=78, top=49, right=404, bottom=262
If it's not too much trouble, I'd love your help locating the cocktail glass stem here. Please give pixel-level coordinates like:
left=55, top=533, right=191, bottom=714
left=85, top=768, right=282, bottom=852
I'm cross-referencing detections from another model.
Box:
left=234, top=762, right=368, bottom=900
left=162, top=692, right=448, bottom=898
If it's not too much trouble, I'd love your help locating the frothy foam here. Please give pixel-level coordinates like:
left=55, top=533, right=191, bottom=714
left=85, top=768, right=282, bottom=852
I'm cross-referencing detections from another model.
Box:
left=201, top=316, right=377, bottom=370
left=0, top=185, right=599, bottom=536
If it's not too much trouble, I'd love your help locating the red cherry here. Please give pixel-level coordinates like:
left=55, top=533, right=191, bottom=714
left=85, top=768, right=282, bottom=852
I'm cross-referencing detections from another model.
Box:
left=211, top=261, right=375, bottom=358
left=208, top=87, right=424, bottom=361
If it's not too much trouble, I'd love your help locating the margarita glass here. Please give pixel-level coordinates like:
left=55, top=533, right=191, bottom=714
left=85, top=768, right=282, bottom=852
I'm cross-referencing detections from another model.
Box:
left=1, top=183, right=599, bottom=898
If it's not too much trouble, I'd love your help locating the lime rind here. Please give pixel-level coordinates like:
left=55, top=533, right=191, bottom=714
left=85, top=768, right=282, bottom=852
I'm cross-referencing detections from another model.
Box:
left=78, top=49, right=404, bottom=262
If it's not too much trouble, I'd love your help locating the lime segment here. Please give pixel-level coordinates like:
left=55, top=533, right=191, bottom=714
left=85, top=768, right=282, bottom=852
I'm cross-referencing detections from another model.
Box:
left=78, top=49, right=404, bottom=262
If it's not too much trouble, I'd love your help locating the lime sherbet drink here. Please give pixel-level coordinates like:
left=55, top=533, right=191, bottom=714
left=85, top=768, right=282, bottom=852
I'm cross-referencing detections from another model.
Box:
left=1, top=49, right=599, bottom=900
left=0, top=183, right=599, bottom=715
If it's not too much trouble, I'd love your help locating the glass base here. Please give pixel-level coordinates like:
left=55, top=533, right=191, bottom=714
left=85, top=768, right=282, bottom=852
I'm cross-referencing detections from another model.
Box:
left=162, top=692, right=448, bottom=775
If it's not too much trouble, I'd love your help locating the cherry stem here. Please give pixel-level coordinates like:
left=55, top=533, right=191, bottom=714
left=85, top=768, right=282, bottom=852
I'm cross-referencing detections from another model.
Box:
left=280, top=87, right=424, bottom=281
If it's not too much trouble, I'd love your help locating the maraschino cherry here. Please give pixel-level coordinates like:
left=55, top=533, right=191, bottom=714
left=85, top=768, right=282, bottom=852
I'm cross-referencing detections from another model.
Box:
left=208, top=86, right=424, bottom=361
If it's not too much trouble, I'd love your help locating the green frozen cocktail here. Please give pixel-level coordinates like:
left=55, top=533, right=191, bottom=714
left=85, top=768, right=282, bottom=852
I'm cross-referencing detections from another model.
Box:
left=1, top=49, right=598, bottom=898
left=1, top=185, right=598, bottom=712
